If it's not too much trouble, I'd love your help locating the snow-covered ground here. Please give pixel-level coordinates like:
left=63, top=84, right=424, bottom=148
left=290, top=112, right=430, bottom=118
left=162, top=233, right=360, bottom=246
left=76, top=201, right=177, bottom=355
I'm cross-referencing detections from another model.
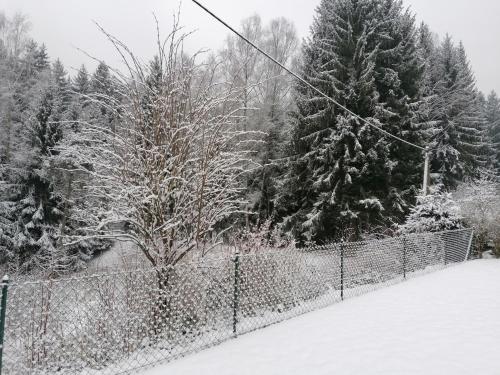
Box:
left=143, top=260, right=500, bottom=375
left=88, top=240, right=145, bottom=270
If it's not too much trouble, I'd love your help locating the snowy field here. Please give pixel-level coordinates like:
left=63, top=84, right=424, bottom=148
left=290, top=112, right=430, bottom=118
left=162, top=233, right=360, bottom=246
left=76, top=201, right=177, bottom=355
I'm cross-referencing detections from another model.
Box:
left=144, top=260, right=500, bottom=375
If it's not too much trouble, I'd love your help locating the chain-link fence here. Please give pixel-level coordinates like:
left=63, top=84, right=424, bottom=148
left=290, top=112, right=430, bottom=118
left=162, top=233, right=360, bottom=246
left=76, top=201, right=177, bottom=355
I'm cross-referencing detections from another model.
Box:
left=0, top=229, right=473, bottom=375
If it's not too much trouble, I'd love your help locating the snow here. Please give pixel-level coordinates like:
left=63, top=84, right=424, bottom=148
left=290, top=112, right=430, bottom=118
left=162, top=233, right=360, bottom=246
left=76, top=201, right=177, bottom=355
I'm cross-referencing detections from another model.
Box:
left=88, top=240, right=144, bottom=270
left=143, top=260, right=500, bottom=375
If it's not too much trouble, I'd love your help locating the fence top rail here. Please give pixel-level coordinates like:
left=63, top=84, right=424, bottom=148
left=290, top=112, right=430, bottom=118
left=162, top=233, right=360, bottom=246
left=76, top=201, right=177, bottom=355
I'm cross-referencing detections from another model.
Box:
left=5, top=228, right=473, bottom=287
left=292, top=228, right=472, bottom=252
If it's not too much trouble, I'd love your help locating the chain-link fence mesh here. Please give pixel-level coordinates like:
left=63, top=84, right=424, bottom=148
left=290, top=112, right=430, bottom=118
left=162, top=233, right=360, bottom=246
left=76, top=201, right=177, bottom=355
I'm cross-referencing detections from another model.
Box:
left=1, top=229, right=473, bottom=375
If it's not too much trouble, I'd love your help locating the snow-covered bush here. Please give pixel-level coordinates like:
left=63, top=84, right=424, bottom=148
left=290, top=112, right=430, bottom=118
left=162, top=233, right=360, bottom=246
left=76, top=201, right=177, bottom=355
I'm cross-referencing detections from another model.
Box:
left=231, top=220, right=295, bottom=254
left=454, top=178, right=500, bottom=257
left=398, top=189, right=464, bottom=234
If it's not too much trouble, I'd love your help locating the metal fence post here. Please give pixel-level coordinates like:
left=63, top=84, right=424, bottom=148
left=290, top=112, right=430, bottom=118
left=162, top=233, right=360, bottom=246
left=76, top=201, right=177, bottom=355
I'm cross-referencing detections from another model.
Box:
left=0, top=275, right=9, bottom=375
left=402, top=237, right=407, bottom=279
left=444, top=234, right=448, bottom=266
left=465, top=230, right=474, bottom=261
left=232, top=253, right=240, bottom=336
left=340, top=243, right=344, bottom=301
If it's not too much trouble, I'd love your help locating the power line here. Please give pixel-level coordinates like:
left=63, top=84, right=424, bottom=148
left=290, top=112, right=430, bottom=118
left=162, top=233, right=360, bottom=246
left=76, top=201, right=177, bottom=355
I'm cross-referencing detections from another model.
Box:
left=191, top=0, right=426, bottom=152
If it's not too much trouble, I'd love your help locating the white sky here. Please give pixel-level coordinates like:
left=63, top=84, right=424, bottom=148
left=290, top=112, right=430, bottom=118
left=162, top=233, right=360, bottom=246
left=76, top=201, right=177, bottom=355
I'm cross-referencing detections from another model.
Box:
left=1, top=0, right=499, bottom=95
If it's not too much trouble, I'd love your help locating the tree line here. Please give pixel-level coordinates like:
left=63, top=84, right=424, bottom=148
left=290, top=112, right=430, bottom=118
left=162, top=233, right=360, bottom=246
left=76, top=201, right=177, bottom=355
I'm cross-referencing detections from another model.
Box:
left=0, top=0, right=499, bottom=274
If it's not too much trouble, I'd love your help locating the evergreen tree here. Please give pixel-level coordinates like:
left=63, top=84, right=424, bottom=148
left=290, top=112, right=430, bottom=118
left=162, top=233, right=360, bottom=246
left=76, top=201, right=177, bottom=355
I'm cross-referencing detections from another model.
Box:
left=89, top=61, right=116, bottom=130
left=276, top=0, right=424, bottom=243
left=91, top=61, right=113, bottom=97
left=73, top=64, right=90, bottom=96
left=398, top=187, right=463, bottom=234
left=484, top=91, right=500, bottom=174
left=8, top=86, right=64, bottom=271
left=374, top=3, right=425, bottom=215
left=52, top=62, right=112, bottom=267
left=66, top=64, right=91, bottom=131
left=0, top=13, right=109, bottom=273
left=417, top=23, right=436, bottom=65
left=428, top=37, right=486, bottom=188
left=20, top=40, right=39, bottom=80
left=51, top=59, right=71, bottom=121
left=34, top=43, right=49, bottom=72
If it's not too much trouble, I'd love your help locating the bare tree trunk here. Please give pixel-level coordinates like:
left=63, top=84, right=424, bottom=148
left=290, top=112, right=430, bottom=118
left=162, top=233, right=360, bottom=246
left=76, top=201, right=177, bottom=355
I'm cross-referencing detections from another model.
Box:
left=57, top=174, right=73, bottom=248
left=151, top=267, right=173, bottom=338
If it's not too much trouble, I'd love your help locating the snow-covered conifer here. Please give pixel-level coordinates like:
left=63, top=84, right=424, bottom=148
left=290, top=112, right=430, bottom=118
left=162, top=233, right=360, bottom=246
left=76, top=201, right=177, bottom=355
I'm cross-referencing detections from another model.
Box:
left=73, top=65, right=90, bottom=96
left=276, top=0, right=424, bottom=243
left=483, top=91, right=500, bottom=174
left=425, top=36, right=487, bottom=188
left=398, top=187, right=463, bottom=234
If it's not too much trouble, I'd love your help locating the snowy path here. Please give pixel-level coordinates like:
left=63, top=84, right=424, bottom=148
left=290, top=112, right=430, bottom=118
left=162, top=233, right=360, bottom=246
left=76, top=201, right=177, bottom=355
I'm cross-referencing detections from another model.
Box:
left=143, top=260, right=500, bottom=375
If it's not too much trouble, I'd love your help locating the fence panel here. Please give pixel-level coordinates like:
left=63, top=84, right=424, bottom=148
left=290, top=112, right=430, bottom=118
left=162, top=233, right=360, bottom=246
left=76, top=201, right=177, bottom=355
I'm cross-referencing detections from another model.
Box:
left=1, top=229, right=473, bottom=375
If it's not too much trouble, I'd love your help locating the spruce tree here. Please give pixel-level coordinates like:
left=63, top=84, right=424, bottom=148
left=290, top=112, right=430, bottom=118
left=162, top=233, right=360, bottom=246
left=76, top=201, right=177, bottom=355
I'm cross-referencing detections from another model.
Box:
left=1, top=58, right=88, bottom=273
left=484, top=91, right=500, bottom=174
left=89, top=62, right=116, bottom=131
left=0, top=14, right=104, bottom=273
left=67, top=65, right=91, bottom=129
left=51, top=59, right=71, bottom=122
left=73, top=65, right=90, bottom=96
left=34, top=43, right=49, bottom=72
left=375, top=3, right=425, bottom=215
left=91, top=62, right=113, bottom=97
left=53, top=62, right=112, bottom=267
left=9, top=86, right=64, bottom=271
left=428, top=37, right=486, bottom=188
left=276, top=0, right=424, bottom=243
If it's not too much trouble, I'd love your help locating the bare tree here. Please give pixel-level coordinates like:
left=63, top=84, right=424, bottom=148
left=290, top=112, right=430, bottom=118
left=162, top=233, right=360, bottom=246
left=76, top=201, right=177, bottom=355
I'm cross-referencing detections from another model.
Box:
left=258, top=17, right=299, bottom=122
left=454, top=177, right=500, bottom=257
left=0, top=12, right=32, bottom=164
left=218, top=15, right=299, bottom=226
left=220, top=14, right=264, bottom=132
left=219, top=15, right=299, bottom=131
left=60, top=18, right=259, bottom=269
left=0, top=12, right=31, bottom=59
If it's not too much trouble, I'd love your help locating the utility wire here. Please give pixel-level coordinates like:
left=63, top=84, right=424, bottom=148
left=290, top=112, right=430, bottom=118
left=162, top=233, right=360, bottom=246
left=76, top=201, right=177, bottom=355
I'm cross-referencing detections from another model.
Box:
left=192, top=0, right=426, bottom=152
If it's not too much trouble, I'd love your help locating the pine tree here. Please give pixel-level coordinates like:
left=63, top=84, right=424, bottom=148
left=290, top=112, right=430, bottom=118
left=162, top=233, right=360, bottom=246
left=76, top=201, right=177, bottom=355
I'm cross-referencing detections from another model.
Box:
left=428, top=37, right=486, bottom=188
left=73, top=64, right=90, bottom=96
left=484, top=91, right=500, bottom=174
left=52, top=62, right=112, bottom=267
left=91, top=61, right=113, bottom=97
left=398, top=187, right=463, bottom=234
left=51, top=59, right=71, bottom=122
left=374, top=2, right=425, bottom=216
left=1, top=58, right=89, bottom=273
left=0, top=14, right=102, bottom=273
left=20, top=40, right=39, bottom=80
left=8, top=86, right=64, bottom=271
left=0, top=19, right=40, bottom=266
left=34, top=43, right=49, bottom=72
left=89, top=62, right=116, bottom=131
left=276, top=0, right=424, bottom=243
left=417, top=23, right=436, bottom=64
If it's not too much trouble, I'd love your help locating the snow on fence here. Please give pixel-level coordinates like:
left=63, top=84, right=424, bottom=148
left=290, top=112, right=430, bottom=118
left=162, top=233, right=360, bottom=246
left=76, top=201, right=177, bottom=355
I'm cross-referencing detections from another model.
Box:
left=0, top=229, right=473, bottom=375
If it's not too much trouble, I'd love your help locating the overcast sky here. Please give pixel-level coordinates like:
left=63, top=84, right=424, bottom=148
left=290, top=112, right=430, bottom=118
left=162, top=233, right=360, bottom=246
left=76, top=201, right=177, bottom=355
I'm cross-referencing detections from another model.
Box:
left=1, top=0, right=499, bottom=95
